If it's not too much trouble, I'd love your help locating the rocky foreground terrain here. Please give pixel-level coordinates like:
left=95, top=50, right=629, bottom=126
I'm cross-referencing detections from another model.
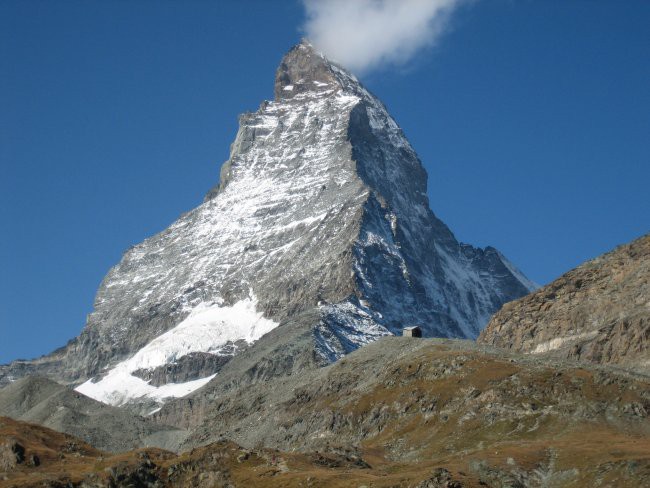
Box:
left=1, top=338, right=649, bottom=487
left=479, top=234, right=649, bottom=374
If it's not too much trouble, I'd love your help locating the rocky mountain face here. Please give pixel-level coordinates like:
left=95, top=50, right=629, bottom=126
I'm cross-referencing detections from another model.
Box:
left=479, top=234, right=649, bottom=374
left=0, top=40, right=534, bottom=410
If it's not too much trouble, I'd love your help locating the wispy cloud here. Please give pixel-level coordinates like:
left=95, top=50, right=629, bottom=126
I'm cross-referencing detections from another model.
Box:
left=301, top=0, right=466, bottom=75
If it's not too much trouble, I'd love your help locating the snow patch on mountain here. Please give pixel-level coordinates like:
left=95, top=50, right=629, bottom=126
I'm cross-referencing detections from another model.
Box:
left=531, top=331, right=598, bottom=354
left=121, top=297, right=278, bottom=372
left=75, top=297, right=278, bottom=406
left=76, top=370, right=216, bottom=408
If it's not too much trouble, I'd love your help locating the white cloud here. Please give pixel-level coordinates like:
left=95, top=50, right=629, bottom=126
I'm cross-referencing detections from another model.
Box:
left=302, top=0, right=465, bottom=75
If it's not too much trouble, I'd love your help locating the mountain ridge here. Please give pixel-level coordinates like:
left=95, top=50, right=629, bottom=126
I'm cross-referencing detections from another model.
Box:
left=479, top=233, right=650, bottom=374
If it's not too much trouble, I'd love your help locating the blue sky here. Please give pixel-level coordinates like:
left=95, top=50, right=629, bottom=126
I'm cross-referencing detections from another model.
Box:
left=1, top=1, right=648, bottom=363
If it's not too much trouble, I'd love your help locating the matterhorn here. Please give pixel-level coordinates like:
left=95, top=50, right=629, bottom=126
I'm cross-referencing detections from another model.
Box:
left=0, top=41, right=535, bottom=410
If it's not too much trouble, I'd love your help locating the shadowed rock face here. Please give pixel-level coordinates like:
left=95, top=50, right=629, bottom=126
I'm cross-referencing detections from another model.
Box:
left=0, top=40, right=534, bottom=408
left=131, top=350, right=239, bottom=387
left=479, top=234, right=650, bottom=374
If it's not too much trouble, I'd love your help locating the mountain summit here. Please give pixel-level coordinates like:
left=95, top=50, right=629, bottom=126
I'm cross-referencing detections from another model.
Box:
left=0, top=41, right=535, bottom=408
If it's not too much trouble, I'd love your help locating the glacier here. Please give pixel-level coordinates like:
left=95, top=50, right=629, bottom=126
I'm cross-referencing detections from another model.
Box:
left=75, top=296, right=278, bottom=406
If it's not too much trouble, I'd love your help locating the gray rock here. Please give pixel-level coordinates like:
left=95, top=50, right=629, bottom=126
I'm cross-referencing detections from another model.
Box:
left=131, top=349, right=242, bottom=387
left=0, top=377, right=185, bottom=452
left=479, top=233, right=650, bottom=374
left=0, top=438, right=24, bottom=471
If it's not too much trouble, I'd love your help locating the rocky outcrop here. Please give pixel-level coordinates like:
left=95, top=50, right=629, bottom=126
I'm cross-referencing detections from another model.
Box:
left=0, top=438, right=25, bottom=472
left=479, top=234, right=650, bottom=374
left=131, top=351, right=236, bottom=387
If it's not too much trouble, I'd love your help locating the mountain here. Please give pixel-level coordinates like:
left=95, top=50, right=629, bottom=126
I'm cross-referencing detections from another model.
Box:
left=2, top=338, right=649, bottom=487
left=479, top=234, right=649, bottom=374
left=0, top=40, right=534, bottom=410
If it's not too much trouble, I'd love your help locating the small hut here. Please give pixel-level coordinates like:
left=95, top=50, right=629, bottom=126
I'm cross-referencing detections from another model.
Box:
left=402, top=326, right=422, bottom=338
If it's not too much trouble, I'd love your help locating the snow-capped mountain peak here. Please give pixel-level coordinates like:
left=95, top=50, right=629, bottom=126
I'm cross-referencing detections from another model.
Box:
left=1, top=40, right=535, bottom=409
